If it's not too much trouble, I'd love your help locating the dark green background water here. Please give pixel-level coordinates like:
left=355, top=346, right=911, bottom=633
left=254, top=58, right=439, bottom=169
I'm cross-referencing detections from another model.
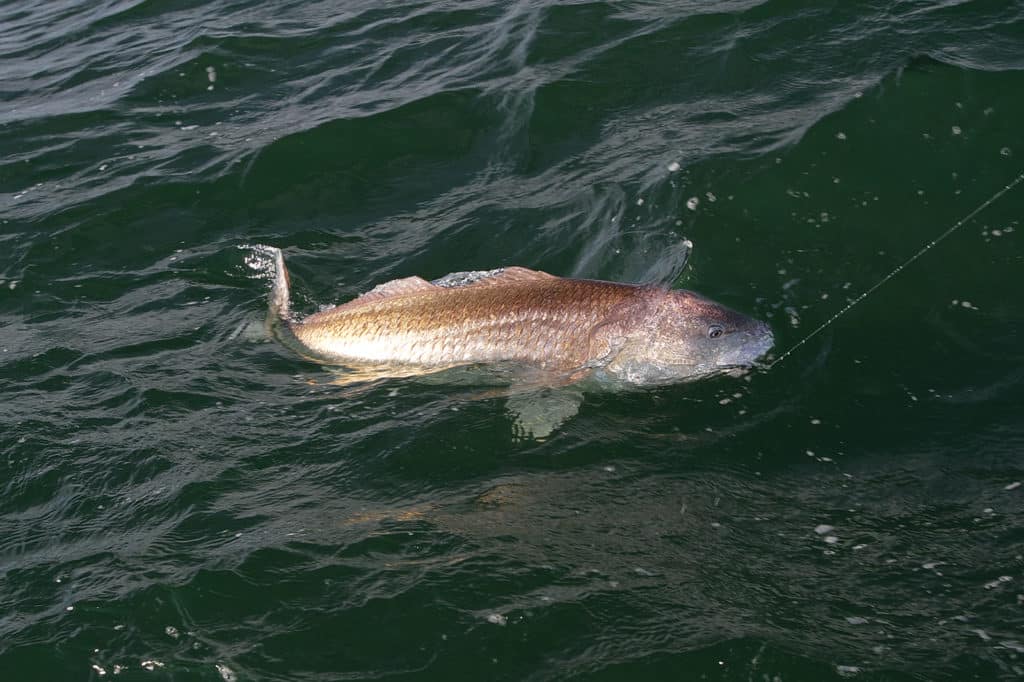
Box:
left=3, top=1, right=1024, bottom=680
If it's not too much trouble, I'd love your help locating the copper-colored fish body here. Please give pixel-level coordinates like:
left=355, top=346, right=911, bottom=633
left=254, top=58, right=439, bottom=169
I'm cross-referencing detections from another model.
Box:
left=296, top=269, right=646, bottom=373
left=266, top=249, right=773, bottom=386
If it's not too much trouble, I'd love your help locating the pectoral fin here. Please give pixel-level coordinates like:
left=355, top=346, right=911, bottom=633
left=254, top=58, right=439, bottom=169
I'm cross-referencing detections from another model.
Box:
left=507, top=387, right=584, bottom=441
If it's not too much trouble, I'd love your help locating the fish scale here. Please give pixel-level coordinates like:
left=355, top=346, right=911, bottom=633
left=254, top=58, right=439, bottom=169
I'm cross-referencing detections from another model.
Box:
left=303, top=288, right=622, bottom=368
left=299, top=283, right=630, bottom=368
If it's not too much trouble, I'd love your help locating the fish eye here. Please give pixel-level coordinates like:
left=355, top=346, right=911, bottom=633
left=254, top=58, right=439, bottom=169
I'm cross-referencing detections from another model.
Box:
left=708, top=325, right=724, bottom=339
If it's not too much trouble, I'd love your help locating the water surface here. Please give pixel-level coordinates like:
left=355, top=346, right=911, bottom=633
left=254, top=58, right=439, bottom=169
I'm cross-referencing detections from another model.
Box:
left=2, top=1, right=1024, bottom=680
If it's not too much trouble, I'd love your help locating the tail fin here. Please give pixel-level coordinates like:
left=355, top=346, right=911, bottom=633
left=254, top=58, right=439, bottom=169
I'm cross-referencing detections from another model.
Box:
left=268, top=246, right=292, bottom=324
left=243, top=244, right=306, bottom=355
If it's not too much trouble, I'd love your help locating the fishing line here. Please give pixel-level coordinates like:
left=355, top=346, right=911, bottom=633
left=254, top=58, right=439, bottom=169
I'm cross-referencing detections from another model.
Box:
left=769, top=170, right=1024, bottom=369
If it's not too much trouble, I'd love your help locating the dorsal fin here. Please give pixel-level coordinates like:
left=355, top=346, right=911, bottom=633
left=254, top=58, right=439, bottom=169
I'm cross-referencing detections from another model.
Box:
left=329, top=276, right=438, bottom=312
left=431, top=266, right=555, bottom=289
left=357, top=276, right=437, bottom=301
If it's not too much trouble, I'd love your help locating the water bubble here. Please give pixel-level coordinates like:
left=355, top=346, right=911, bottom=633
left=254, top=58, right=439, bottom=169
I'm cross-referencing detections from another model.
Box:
left=636, top=197, right=644, bottom=206
left=686, top=197, right=699, bottom=211
left=951, top=126, right=962, bottom=136
left=786, top=307, right=800, bottom=327
left=164, top=626, right=179, bottom=639
left=814, top=524, right=834, bottom=535
left=667, top=161, right=680, bottom=172
left=1001, top=147, right=1012, bottom=157
left=1004, top=481, right=1021, bottom=491
left=486, top=613, right=507, bottom=626
left=215, top=664, right=237, bottom=682
left=836, top=132, right=847, bottom=140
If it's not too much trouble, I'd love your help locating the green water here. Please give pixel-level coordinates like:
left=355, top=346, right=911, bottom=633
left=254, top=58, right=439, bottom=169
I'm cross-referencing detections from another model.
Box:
left=2, top=1, right=1024, bottom=680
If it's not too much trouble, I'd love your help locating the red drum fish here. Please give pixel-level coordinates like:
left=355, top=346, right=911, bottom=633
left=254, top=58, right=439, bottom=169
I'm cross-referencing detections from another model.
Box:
left=259, top=247, right=772, bottom=436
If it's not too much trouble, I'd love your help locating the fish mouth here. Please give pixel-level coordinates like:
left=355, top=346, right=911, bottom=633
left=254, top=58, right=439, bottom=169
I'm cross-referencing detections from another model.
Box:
left=715, top=324, right=774, bottom=368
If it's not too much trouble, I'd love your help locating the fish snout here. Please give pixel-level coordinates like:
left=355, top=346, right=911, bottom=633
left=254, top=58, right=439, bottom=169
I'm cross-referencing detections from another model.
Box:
left=716, top=320, right=774, bottom=367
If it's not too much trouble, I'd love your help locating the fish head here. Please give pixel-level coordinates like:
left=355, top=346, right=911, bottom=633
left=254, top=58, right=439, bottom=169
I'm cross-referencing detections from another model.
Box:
left=604, top=288, right=773, bottom=384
